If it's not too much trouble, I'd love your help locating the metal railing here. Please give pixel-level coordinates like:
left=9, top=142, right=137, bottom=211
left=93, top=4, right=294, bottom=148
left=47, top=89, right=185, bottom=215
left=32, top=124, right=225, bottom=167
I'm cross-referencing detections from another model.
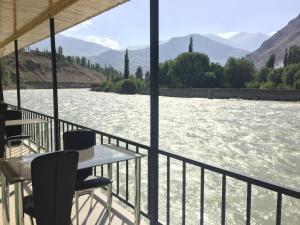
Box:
left=7, top=103, right=300, bottom=225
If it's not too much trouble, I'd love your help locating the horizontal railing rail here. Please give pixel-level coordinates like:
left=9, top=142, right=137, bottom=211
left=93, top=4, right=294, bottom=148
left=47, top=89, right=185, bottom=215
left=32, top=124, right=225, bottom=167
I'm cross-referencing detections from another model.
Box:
left=6, top=103, right=300, bottom=225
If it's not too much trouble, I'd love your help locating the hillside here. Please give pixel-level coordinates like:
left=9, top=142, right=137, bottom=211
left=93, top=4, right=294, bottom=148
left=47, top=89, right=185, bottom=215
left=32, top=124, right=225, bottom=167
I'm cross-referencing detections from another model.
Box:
left=229, top=33, right=270, bottom=51
left=90, top=34, right=249, bottom=73
left=3, top=51, right=106, bottom=88
left=247, top=14, right=300, bottom=68
left=30, top=34, right=109, bottom=57
left=206, top=33, right=270, bottom=51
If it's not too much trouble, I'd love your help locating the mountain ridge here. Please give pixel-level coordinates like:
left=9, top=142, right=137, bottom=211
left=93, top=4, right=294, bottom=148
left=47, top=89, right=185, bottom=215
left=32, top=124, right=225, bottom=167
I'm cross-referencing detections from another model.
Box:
left=89, top=33, right=249, bottom=73
left=247, top=14, right=300, bottom=68
left=30, top=34, right=110, bottom=57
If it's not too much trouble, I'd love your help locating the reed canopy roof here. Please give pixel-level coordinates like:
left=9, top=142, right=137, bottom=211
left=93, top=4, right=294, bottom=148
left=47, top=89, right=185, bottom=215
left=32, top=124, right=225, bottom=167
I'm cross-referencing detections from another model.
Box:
left=0, top=0, right=128, bottom=57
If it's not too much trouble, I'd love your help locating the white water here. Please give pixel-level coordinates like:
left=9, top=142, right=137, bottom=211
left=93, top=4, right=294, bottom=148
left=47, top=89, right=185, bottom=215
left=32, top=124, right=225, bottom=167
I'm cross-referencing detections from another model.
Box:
left=4, top=89, right=300, bottom=225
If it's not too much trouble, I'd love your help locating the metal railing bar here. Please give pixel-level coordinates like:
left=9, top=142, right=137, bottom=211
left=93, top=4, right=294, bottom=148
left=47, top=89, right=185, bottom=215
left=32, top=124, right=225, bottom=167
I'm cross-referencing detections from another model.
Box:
left=221, top=174, right=226, bottom=225
left=158, top=150, right=300, bottom=199
left=276, top=193, right=282, bottom=225
left=167, top=156, right=170, bottom=225
left=182, top=161, right=186, bottom=225
left=246, top=183, right=251, bottom=225
left=200, top=167, right=204, bottom=225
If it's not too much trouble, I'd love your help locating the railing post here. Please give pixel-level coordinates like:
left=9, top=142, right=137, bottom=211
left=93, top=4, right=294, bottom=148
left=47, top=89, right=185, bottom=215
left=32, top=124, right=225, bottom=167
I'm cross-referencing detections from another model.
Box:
left=149, top=0, right=159, bottom=224
left=49, top=17, right=60, bottom=151
left=14, top=40, right=21, bottom=108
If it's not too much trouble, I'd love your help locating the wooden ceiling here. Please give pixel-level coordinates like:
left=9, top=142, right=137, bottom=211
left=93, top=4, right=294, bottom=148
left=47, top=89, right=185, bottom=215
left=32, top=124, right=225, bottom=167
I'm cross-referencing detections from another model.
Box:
left=0, top=0, right=128, bottom=56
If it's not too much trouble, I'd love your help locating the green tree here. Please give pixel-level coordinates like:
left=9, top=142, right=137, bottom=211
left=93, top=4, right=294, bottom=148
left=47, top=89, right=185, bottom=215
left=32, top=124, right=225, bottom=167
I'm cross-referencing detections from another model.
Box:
left=189, top=36, right=193, bottom=53
left=287, top=45, right=300, bottom=65
left=124, top=49, right=129, bottom=79
left=135, top=66, right=143, bottom=80
left=267, top=69, right=282, bottom=86
left=159, top=60, right=174, bottom=87
left=257, top=67, right=270, bottom=83
left=210, top=62, right=225, bottom=87
left=283, top=49, right=288, bottom=67
left=202, top=72, right=217, bottom=87
left=224, top=57, right=255, bottom=88
left=266, top=54, right=276, bottom=68
left=293, top=70, right=300, bottom=89
left=121, top=79, right=136, bottom=94
left=170, top=52, right=210, bottom=88
left=145, top=71, right=150, bottom=83
left=57, top=46, right=63, bottom=62
left=282, top=63, right=300, bottom=87
left=80, top=57, right=87, bottom=67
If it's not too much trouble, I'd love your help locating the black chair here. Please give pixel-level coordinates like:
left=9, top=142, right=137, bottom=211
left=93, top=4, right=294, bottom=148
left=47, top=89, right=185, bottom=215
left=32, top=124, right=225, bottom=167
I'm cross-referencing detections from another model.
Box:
left=63, top=129, right=112, bottom=225
left=5, top=110, right=31, bottom=157
left=23, top=151, right=79, bottom=225
left=0, top=114, right=6, bottom=158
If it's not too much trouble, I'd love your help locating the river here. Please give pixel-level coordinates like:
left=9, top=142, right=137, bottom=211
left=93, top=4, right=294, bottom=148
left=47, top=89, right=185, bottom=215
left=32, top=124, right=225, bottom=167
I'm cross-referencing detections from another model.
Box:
left=4, top=89, right=300, bottom=225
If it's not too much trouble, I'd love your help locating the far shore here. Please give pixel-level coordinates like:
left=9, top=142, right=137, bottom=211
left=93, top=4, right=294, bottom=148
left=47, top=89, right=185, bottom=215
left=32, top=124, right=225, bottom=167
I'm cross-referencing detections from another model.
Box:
left=91, top=87, right=300, bottom=101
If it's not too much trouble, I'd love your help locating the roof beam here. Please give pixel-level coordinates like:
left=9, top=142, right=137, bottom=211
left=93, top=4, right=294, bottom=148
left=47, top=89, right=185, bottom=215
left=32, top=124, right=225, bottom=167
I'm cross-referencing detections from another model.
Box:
left=0, top=0, right=80, bottom=49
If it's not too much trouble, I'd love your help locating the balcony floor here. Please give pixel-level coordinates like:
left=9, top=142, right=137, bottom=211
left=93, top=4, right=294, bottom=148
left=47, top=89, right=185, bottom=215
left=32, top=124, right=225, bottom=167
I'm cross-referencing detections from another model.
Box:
left=0, top=144, right=144, bottom=225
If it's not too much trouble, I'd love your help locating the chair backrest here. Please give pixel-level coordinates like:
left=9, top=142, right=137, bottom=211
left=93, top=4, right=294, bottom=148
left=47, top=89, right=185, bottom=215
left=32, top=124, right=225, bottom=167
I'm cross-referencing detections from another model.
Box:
left=63, top=129, right=96, bottom=179
left=31, top=151, right=79, bottom=225
left=5, top=110, right=22, bottom=137
left=0, top=115, right=6, bottom=158
left=0, top=103, right=7, bottom=116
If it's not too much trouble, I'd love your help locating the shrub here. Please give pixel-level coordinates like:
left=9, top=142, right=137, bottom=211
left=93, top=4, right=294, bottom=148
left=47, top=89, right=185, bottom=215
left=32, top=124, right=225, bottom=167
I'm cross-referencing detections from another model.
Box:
left=121, top=79, right=137, bottom=94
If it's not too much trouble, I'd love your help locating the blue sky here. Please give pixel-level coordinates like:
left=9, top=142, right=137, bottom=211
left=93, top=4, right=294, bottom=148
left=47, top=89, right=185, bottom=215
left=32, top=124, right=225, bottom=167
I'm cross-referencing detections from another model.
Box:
left=62, top=0, right=300, bottom=49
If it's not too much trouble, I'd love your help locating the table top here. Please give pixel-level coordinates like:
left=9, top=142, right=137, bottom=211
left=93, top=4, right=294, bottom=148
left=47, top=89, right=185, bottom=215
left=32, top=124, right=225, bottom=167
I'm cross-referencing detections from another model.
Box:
left=5, top=118, right=49, bottom=126
left=0, top=144, right=144, bottom=184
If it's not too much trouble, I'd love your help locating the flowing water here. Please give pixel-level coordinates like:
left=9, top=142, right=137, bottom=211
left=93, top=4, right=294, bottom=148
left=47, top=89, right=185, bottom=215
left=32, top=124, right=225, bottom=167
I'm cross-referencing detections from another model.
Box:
left=4, top=89, right=300, bottom=225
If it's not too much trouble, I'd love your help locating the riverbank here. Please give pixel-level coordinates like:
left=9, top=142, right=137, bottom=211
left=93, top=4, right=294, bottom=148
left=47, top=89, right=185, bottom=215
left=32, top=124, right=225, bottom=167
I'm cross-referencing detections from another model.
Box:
left=91, top=87, right=300, bottom=101
left=4, top=81, right=96, bottom=89
left=138, top=88, right=300, bottom=101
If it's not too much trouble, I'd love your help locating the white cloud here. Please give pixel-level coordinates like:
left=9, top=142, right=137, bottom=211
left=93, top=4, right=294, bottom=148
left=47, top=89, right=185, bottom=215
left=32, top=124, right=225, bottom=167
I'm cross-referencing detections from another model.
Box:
left=64, top=20, right=93, bottom=33
left=85, top=35, right=120, bottom=50
left=269, top=31, right=277, bottom=36
left=217, top=31, right=238, bottom=39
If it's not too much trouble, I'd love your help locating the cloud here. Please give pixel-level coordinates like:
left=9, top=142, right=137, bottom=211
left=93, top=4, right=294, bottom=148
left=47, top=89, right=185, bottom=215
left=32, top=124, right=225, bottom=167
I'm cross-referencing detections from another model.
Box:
left=217, top=31, right=238, bottom=39
left=269, top=31, right=277, bottom=36
left=64, top=20, right=93, bottom=33
left=84, top=35, right=120, bottom=50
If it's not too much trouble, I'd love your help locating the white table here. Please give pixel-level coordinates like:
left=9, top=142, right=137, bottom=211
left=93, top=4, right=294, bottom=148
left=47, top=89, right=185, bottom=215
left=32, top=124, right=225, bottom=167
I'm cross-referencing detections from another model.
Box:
left=0, top=144, right=144, bottom=225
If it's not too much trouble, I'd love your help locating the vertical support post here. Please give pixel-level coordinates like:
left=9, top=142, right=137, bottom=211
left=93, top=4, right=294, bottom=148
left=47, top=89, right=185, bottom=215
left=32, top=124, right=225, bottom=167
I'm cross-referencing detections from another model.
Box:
left=50, top=17, right=59, bottom=151
left=14, top=40, right=21, bottom=107
left=149, top=0, right=159, bottom=224
left=0, top=57, right=4, bottom=102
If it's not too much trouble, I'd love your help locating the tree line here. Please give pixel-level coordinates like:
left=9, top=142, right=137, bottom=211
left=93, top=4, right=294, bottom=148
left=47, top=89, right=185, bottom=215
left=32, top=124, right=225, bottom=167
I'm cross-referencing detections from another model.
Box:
left=248, top=45, right=300, bottom=89
left=34, top=46, right=123, bottom=81
left=99, top=36, right=300, bottom=94
left=159, top=38, right=300, bottom=89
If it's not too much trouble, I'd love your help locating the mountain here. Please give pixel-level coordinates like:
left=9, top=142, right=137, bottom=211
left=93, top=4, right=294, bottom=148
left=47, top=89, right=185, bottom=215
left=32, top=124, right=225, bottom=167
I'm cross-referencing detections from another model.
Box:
left=30, top=35, right=110, bottom=57
left=205, top=34, right=236, bottom=48
left=206, top=33, right=269, bottom=52
left=3, top=51, right=105, bottom=88
left=247, top=14, right=300, bottom=68
left=90, top=34, right=249, bottom=73
left=228, top=32, right=270, bottom=51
